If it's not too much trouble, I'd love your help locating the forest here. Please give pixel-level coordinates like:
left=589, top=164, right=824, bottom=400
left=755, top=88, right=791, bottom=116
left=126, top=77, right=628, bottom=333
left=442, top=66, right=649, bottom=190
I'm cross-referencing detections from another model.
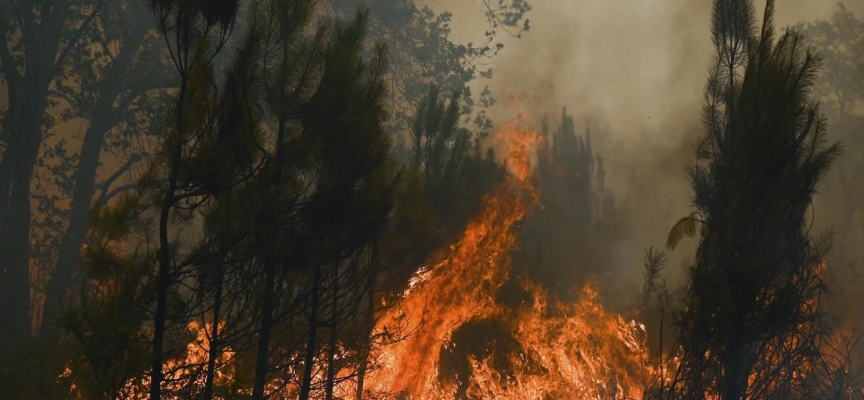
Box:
left=0, top=0, right=863, bottom=399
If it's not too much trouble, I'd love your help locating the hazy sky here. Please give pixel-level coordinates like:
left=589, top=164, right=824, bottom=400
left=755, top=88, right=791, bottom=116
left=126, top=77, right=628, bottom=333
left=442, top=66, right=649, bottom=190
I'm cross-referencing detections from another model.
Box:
left=436, top=0, right=862, bottom=134
left=428, top=0, right=864, bottom=295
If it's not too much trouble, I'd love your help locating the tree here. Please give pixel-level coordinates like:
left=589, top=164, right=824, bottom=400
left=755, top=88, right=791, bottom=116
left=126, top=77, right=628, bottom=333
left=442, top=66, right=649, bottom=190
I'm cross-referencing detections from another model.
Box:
left=797, top=6, right=864, bottom=325
left=641, top=246, right=667, bottom=307
left=353, top=85, right=505, bottom=399
left=511, top=109, right=607, bottom=299
left=277, top=9, right=394, bottom=397
left=144, top=0, right=256, bottom=397
left=0, top=0, right=108, bottom=351
left=374, top=85, right=504, bottom=293
left=0, top=0, right=167, bottom=346
left=239, top=1, right=321, bottom=397
left=796, top=5, right=864, bottom=128
left=59, top=193, right=153, bottom=400
left=666, top=0, right=842, bottom=398
left=40, top=1, right=167, bottom=339
left=1, top=0, right=525, bottom=396
left=182, top=3, right=398, bottom=398
left=321, top=0, right=531, bottom=146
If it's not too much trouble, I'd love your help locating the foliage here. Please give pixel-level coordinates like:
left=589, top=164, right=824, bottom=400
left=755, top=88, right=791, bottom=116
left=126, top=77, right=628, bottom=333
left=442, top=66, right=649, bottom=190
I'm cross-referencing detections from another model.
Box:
left=666, top=1, right=844, bottom=398
left=0, top=0, right=520, bottom=397
left=377, top=86, right=505, bottom=297
left=641, top=246, right=667, bottom=307
left=322, top=0, right=531, bottom=147
left=60, top=194, right=154, bottom=399
left=0, top=0, right=168, bottom=345
left=796, top=5, right=864, bottom=126
left=510, top=109, right=612, bottom=299
left=797, top=6, right=864, bottom=323
left=0, top=340, right=73, bottom=399
left=666, top=212, right=701, bottom=250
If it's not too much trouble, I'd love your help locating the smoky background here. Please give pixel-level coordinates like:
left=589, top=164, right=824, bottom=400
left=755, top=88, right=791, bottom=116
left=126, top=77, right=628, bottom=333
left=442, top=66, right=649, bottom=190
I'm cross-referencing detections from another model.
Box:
left=425, top=0, right=864, bottom=310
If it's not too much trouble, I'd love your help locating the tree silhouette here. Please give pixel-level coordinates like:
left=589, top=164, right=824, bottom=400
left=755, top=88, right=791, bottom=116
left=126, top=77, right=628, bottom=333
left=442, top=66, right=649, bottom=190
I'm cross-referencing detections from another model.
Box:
left=321, top=0, right=531, bottom=144
left=0, top=0, right=166, bottom=350
left=666, top=1, right=842, bottom=398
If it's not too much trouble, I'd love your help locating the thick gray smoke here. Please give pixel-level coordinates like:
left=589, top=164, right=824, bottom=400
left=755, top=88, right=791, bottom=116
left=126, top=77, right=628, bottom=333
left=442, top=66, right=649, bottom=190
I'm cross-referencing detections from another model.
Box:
left=431, top=0, right=864, bottom=300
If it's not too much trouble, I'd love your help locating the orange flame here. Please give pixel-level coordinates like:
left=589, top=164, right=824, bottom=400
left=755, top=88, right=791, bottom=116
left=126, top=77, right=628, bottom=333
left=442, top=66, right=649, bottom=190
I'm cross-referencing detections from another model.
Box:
left=108, top=113, right=664, bottom=399
left=365, top=116, right=541, bottom=397
left=362, top=114, right=657, bottom=399
left=108, top=322, right=237, bottom=399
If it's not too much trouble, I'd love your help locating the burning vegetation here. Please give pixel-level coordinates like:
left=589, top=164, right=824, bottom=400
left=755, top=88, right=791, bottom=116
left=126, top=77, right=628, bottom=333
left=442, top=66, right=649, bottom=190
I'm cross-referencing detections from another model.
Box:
left=1, top=0, right=864, bottom=399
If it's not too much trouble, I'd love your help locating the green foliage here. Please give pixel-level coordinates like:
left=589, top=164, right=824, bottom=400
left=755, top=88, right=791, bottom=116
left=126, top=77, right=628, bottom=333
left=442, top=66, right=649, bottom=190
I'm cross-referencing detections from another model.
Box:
left=0, top=0, right=169, bottom=349
left=409, top=85, right=499, bottom=213
left=0, top=0, right=521, bottom=397
left=298, top=9, right=394, bottom=253
left=376, top=86, right=504, bottom=295
left=797, top=5, right=864, bottom=299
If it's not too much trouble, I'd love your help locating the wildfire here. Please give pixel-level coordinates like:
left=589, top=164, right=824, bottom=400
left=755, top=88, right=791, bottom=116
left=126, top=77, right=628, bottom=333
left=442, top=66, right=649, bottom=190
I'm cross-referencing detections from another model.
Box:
left=111, top=321, right=237, bottom=400
left=364, top=116, right=541, bottom=397
left=361, top=114, right=656, bottom=399
left=450, top=281, right=655, bottom=399
left=101, top=113, right=661, bottom=399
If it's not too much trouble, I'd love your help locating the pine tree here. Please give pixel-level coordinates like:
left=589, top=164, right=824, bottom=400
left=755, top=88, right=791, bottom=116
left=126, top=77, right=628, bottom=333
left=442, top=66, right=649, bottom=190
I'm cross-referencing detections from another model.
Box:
left=144, top=1, right=252, bottom=397
left=667, top=1, right=842, bottom=398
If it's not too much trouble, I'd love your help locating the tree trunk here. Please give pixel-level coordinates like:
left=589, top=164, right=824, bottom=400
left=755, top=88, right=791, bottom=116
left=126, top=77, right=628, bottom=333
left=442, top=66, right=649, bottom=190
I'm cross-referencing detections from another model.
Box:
left=0, top=2, right=91, bottom=352
left=40, top=120, right=108, bottom=338
left=325, top=268, right=339, bottom=400
left=41, top=19, right=149, bottom=338
left=299, top=265, right=323, bottom=400
left=723, top=342, right=747, bottom=400
left=0, top=171, right=35, bottom=352
left=0, top=90, right=52, bottom=352
left=354, top=329, right=371, bottom=400
left=150, top=71, right=188, bottom=400
left=203, top=266, right=224, bottom=400
left=0, top=45, right=57, bottom=348
left=355, top=246, right=378, bottom=400
left=150, top=176, right=176, bottom=400
left=253, top=89, right=289, bottom=399
left=252, top=259, right=276, bottom=400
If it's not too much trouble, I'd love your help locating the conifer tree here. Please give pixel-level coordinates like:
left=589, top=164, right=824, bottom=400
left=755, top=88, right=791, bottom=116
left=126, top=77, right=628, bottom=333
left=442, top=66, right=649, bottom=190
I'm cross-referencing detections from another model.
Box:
left=667, top=1, right=842, bottom=398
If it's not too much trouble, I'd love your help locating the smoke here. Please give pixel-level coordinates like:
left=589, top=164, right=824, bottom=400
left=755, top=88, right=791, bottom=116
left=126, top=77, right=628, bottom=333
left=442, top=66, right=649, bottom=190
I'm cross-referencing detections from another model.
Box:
left=431, top=0, right=864, bottom=299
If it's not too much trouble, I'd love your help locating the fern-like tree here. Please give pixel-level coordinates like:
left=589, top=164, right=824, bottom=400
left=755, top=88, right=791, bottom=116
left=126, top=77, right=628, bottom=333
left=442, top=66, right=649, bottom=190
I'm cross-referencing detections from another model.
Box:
left=666, top=0, right=842, bottom=398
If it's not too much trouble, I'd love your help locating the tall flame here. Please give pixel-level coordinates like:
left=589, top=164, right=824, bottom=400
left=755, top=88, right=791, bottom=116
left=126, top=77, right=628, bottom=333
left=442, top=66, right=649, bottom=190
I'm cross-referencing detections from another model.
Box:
left=364, top=114, right=656, bottom=399
left=366, top=114, right=540, bottom=397
left=101, top=113, right=659, bottom=399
